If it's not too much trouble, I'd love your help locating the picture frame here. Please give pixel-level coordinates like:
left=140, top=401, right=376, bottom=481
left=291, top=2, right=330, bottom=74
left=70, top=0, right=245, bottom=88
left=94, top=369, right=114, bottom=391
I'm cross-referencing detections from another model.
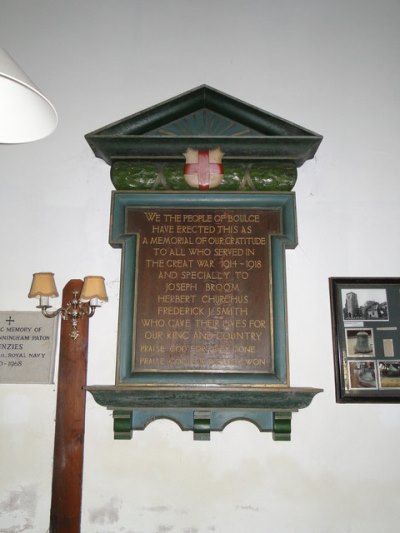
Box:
left=330, top=277, right=400, bottom=402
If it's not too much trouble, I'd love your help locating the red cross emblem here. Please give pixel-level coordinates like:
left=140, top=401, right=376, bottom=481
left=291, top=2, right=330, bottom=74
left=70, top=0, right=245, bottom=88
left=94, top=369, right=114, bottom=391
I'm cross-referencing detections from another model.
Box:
left=183, top=148, right=224, bottom=190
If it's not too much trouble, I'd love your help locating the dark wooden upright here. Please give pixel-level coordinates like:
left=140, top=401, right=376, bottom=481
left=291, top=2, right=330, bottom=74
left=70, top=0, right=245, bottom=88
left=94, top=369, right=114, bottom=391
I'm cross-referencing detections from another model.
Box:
left=50, top=279, right=88, bottom=533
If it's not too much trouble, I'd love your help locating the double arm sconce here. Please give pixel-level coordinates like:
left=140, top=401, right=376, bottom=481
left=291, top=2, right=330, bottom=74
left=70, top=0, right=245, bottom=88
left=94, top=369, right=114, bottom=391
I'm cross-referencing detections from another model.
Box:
left=28, top=272, right=108, bottom=340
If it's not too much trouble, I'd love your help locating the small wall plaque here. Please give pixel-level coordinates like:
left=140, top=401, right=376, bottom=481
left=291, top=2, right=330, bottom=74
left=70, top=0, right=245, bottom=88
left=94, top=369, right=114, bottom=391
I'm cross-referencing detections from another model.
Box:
left=0, top=311, right=58, bottom=384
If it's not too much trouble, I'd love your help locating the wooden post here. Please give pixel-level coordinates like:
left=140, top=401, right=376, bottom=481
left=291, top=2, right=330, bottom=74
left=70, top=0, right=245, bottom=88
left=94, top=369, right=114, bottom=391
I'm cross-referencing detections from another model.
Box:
left=50, top=279, right=89, bottom=533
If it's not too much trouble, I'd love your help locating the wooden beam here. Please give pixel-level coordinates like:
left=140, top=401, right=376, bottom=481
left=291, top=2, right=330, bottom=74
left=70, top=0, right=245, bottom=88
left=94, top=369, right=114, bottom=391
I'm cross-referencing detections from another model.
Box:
left=50, top=279, right=88, bottom=533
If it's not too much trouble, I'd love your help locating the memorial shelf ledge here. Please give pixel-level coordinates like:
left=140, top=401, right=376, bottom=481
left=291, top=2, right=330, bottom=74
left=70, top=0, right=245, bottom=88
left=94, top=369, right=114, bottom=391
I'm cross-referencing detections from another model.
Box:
left=86, top=385, right=322, bottom=441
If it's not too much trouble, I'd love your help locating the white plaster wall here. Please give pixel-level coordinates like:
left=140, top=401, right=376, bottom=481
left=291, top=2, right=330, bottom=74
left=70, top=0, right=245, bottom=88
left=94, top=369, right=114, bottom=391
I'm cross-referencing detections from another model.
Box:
left=1, top=1, right=400, bottom=531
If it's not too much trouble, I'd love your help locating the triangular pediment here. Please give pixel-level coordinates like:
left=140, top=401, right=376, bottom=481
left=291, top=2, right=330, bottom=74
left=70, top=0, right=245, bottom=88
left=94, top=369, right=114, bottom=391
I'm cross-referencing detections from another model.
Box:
left=85, top=85, right=322, bottom=166
left=142, top=108, right=265, bottom=138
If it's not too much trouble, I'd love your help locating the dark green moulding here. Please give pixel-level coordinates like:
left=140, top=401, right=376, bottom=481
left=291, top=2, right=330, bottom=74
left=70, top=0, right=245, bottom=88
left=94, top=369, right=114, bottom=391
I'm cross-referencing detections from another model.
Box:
left=111, top=161, right=296, bottom=192
left=111, top=161, right=246, bottom=191
left=217, top=165, right=243, bottom=190
left=163, top=164, right=192, bottom=190
left=111, top=162, right=159, bottom=190
left=251, top=165, right=297, bottom=191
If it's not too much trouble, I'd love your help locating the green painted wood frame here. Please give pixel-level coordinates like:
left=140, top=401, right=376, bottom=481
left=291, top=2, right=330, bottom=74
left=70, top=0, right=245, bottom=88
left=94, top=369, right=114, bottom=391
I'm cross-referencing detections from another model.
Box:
left=110, top=191, right=297, bottom=387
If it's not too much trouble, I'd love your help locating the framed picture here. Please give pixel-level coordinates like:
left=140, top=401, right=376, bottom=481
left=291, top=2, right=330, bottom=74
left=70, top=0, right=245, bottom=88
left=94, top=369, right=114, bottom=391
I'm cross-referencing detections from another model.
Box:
left=330, top=277, right=400, bottom=402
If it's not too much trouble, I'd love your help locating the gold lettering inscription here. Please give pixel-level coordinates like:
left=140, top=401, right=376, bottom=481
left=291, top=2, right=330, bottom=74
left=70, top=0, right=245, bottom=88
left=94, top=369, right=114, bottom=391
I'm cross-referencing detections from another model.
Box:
left=126, top=208, right=281, bottom=373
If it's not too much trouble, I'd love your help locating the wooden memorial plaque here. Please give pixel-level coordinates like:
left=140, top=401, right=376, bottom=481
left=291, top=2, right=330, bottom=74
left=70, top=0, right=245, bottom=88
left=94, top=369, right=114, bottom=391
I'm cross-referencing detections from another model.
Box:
left=86, top=85, right=323, bottom=440
left=127, top=207, right=280, bottom=374
left=109, top=192, right=297, bottom=389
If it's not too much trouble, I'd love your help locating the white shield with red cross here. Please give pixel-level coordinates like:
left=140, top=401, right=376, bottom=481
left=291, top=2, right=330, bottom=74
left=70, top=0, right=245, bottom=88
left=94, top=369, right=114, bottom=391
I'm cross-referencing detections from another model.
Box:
left=183, top=147, right=224, bottom=190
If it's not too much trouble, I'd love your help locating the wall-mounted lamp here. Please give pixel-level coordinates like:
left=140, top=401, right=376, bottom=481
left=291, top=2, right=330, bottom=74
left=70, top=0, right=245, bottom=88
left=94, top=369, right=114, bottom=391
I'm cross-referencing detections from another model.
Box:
left=28, top=272, right=108, bottom=340
left=0, top=48, right=58, bottom=143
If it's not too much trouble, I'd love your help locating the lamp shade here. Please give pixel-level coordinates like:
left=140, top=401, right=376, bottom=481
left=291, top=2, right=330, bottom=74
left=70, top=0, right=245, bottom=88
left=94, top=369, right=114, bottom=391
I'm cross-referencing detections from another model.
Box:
left=0, top=48, right=58, bottom=143
left=28, top=272, right=59, bottom=298
left=80, top=276, right=108, bottom=303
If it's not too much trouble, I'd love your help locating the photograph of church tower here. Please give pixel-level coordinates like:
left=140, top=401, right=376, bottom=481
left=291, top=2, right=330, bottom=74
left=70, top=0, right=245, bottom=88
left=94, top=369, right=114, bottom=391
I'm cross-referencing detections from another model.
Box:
left=342, top=289, right=388, bottom=321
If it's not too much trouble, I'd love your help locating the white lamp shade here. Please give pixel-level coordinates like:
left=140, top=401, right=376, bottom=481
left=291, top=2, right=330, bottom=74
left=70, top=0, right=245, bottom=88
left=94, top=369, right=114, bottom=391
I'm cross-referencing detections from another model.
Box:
left=0, top=48, right=58, bottom=143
